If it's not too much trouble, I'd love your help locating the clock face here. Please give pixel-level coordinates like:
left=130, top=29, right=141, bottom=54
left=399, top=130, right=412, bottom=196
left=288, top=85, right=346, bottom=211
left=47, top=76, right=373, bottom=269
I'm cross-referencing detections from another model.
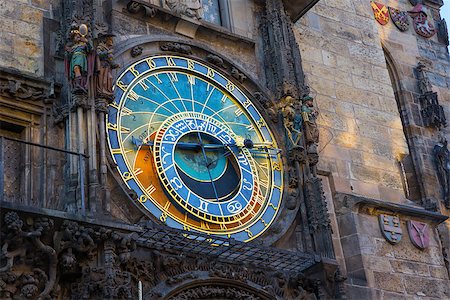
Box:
left=107, top=55, right=283, bottom=242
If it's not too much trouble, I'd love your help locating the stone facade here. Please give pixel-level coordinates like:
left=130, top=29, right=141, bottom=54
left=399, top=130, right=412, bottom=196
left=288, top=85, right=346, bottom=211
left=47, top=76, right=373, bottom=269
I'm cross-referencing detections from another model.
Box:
left=0, top=0, right=449, bottom=299
left=295, top=0, right=450, bottom=298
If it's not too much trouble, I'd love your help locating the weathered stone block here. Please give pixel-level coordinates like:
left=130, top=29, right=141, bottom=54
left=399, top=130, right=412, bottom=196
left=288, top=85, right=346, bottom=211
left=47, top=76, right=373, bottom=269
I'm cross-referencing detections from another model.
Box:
left=373, top=271, right=405, bottom=293
left=348, top=43, right=385, bottom=67
left=403, top=276, right=450, bottom=298
left=390, top=260, right=430, bottom=276
left=429, top=266, right=449, bottom=280
left=13, top=20, right=40, bottom=40
left=363, top=255, right=392, bottom=272
left=13, top=36, right=41, bottom=58
left=19, top=5, right=43, bottom=24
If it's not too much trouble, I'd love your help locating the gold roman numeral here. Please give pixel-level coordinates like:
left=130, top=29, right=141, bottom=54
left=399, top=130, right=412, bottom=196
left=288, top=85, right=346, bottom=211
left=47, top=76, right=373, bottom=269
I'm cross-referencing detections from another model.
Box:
left=129, top=66, right=140, bottom=77
left=166, top=57, right=176, bottom=66
left=127, top=90, right=139, bottom=101
left=116, top=81, right=128, bottom=91
left=146, top=58, right=156, bottom=69
left=139, top=80, right=149, bottom=91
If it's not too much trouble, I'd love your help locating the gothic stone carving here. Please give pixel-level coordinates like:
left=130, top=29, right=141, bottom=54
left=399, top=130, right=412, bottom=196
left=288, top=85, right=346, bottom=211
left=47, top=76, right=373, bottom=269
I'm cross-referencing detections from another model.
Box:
left=165, top=0, right=203, bottom=20
left=130, top=45, right=143, bottom=58
left=231, top=67, right=247, bottom=83
left=420, top=92, right=447, bottom=128
left=301, top=95, right=319, bottom=168
left=127, top=1, right=157, bottom=18
left=0, top=70, right=56, bottom=103
left=205, top=54, right=226, bottom=69
left=1, top=210, right=335, bottom=299
left=170, top=285, right=262, bottom=300
left=416, top=63, right=447, bottom=128
left=433, top=134, right=450, bottom=208
left=160, top=42, right=193, bottom=55
left=437, top=18, right=449, bottom=46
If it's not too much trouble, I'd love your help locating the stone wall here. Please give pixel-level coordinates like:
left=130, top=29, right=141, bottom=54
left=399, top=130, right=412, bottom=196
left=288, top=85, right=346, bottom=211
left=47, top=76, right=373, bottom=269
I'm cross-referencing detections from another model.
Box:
left=294, top=0, right=410, bottom=203
left=334, top=193, right=449, bottom=299
left=0, top=0, right=57, bottom=76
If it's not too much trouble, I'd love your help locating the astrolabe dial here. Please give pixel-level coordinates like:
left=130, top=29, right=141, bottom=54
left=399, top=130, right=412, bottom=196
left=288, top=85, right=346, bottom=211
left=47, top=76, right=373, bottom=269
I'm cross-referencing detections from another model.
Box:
left=107, top=55, right=283, bottom=242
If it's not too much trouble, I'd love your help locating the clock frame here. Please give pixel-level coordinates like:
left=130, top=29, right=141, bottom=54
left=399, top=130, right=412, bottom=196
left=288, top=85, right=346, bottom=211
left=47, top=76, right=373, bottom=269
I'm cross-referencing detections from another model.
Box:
left=107, top=55, right=283, bottom=242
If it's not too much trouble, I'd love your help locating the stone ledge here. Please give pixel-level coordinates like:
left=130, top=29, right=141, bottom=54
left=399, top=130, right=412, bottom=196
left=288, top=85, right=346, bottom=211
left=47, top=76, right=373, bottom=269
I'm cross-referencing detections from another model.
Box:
left=334, top=192, right=448, bottom=225
left=123, top=0, right=255, bottom=45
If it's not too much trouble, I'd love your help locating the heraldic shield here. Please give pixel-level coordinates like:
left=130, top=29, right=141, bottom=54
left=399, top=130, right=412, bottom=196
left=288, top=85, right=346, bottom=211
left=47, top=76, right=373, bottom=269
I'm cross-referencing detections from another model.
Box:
left=379, top=214, right=402, bottom=244
left=371, top=2, right=389, bottom=25
left=407, top=220, right=430, bottom=250
left=389, top=7, right=409, bottom=32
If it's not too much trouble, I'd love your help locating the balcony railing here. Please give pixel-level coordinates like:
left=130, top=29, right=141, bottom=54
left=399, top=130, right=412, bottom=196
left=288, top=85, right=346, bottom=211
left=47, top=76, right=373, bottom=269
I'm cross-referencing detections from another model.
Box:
left=0, top=136, right=88, bottom=214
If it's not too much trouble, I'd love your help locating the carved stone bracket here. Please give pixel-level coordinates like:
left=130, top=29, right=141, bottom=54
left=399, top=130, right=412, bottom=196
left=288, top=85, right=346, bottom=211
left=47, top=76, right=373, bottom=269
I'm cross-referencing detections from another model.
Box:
left=127, top=1, right=157, bottom=18
left=415, top=63, right=447, bottom=129
left=420, top=92, right=447, bottom=128
left=0, top=68, right=57, bottom=103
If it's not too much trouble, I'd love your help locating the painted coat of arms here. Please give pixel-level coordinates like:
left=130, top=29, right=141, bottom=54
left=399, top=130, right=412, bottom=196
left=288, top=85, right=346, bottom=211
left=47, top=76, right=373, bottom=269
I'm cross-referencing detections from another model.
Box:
left=379, top=214, right=402, bottom=244
left=389, top=7, right=409, bottom=32
left=371, top=2, right=389, bottom=25
left=408, top=4, right=436, bottom=38
left=407, top=220, right=430, bottom=250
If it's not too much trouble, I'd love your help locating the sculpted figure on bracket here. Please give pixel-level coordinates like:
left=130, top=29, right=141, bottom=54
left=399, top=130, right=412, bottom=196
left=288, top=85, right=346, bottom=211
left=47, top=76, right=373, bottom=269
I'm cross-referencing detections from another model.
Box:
left=280, top=95, right=303, bottom=151
left=96, top=33, right=119, bottom=101
left=301, top=95, right=319, bottom=159
left=65, top=23, right=94, bottom=94
left=433, top=133, right=450, bottom=208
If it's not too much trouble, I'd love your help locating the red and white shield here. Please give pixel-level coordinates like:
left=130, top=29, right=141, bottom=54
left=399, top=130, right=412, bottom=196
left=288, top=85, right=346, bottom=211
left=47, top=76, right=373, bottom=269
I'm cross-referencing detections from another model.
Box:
left=407, top=220, right=429, bottom=250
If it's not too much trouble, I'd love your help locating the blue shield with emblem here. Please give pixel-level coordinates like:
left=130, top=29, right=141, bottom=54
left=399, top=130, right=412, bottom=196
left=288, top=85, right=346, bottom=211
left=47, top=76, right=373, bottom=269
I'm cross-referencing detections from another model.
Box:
left=379, top=214, right=402, bottom=244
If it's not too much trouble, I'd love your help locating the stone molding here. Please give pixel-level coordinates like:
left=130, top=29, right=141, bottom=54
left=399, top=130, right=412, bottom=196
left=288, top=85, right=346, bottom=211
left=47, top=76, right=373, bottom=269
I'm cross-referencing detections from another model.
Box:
left=334, top=192, right=448, bottom=224
left=0, top=67, right=58, bottom=104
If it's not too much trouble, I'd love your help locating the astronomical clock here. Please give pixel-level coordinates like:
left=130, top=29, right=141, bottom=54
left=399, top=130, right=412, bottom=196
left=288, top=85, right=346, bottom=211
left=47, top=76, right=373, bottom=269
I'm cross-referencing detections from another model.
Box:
left=107, top=55, right=283, bottom=242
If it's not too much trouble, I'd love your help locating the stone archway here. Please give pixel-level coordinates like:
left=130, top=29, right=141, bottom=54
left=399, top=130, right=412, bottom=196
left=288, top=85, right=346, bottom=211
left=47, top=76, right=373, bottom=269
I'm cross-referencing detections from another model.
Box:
left=149, top=278, right=276, bottom=300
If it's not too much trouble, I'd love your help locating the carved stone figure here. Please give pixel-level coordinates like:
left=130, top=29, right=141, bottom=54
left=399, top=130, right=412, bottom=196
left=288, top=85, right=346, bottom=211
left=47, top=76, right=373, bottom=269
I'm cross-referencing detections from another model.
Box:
left=130, top=45, right=143, bottom=58
left=281, top=95, right=303, bottom=150
left=160, top=42, right=192, bottom=54
left=301, top=95, right=319, bottom=157
left=437, top=18, right=449, bottom=46
left=165, top=0, right=203, bottom=20
left=433, top=134, right=450, bottom=208
left=96, top=33, right=119, bottom=100
left=416, top=62, right=432, bottom=94
left=65, top=23, right=93, bottom=94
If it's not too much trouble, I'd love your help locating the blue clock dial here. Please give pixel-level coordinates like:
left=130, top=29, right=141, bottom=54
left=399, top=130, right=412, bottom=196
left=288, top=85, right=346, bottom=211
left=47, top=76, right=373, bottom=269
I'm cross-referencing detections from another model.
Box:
left=107, top=55, right=283, bottom=242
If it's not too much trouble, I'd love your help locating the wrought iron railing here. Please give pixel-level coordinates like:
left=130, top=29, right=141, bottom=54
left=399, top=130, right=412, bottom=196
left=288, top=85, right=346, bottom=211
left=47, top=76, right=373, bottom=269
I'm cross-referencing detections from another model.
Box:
left=0, top=136, right=88, bottom=214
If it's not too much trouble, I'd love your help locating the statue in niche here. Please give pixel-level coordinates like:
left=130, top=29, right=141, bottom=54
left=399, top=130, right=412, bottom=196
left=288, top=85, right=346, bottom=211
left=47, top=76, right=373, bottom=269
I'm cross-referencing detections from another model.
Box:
left=301, top=95, right=319, bottom=157
left=165, top=0, right=203, bottom=20
left=433, top=133, right=450, bottom=208
left=96, top=33, right=119, bottom=100
left=65, top=23, right=94, bottom=94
